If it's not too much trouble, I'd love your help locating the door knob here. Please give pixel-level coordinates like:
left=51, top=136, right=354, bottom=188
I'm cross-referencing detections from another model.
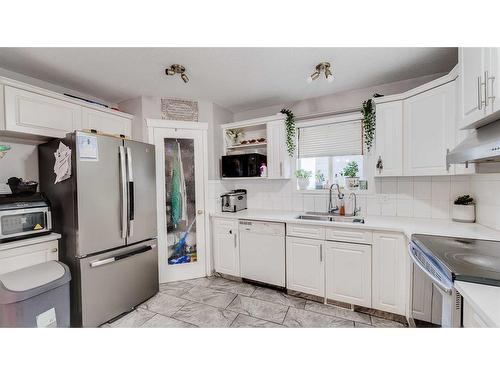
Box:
left=197, top=210, right=204, bottom=215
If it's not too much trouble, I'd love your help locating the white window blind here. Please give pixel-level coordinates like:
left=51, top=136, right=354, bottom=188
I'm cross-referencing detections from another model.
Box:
left=298, top=120, right=363, bottom=158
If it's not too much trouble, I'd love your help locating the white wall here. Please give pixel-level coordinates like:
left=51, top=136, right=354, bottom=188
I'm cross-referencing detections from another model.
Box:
left=118, top=96, right=234, bottom=180
left=234, top=73, right=446, bottom=121
left=0, top=137, right=39, bottom=193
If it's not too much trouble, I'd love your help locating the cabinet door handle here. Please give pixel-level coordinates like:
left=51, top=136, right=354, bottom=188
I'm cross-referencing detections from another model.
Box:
left=51, top=248, right=58, bottom=253
left=478, top=76, right=483, bottom=110
left=484, top=71, right=489, bottom=108
left=320, top=244, right=323, bottom=262
left=280, top=161, right=283, bottom=177
left=234, top=233, right=237, bottom=248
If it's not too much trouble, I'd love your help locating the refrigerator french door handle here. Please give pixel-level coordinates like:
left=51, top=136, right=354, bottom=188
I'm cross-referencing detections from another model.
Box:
left=126, top=147, right=134, bottom=237
left=119, top=146, right=128, bottom=239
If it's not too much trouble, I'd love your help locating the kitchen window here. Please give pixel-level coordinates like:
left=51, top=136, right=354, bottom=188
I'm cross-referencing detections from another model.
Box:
left=296, top=114, right=364, bottom=190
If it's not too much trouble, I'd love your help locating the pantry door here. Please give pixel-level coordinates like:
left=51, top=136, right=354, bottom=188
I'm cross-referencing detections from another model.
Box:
left=151, top=120, right=209, bottom=283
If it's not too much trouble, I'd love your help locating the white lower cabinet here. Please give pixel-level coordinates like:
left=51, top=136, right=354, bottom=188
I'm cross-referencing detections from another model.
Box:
left=0, top=239, right=59, bottom=275
left=212, top=218, right=240, bottom=277
left=324, top=241, right=372, bottom=307
left=372, top=232, right=406, bottom=315
left=285, top=236, right=324, bottom=297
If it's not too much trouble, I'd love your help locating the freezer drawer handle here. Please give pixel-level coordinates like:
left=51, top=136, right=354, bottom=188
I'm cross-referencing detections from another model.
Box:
left=89, top=245, right=154, bottom=268
left=126, top=147, right=135, bottom=237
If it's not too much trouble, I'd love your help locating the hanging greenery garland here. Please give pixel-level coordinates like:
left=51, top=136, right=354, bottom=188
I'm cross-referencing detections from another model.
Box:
left=361, top=93, right=382, bottom=152
left=280, top=108, right=296, bottom=157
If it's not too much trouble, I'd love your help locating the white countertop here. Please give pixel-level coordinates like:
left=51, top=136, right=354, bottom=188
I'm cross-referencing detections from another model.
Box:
left=0, top=233, right=61, bottom=252
left=211, top=209, right=500, bottom=241
left=455, top=281, right=500, bottom=327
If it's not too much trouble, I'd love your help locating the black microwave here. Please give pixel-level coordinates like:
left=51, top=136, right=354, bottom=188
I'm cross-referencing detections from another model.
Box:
left=221, top=153, right=267, bottom=178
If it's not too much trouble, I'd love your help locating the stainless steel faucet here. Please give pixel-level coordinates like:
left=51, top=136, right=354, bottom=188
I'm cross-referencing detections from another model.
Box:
left=328, top=183, right=344, bottom=213
left=348, top=192, right=361, bottom=216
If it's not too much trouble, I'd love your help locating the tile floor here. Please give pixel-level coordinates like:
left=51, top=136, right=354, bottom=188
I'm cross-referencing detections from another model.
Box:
left=105, top=276, right=407, bottom=328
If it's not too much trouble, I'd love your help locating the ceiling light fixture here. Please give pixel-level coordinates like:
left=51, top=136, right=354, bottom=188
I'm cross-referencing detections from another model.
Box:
left=307, top=62, right=334, bottom=83
left=165, top=64, right=189, bottom=83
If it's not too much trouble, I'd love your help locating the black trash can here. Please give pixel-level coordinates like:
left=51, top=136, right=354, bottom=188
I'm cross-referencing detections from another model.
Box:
left=0, top=261, right=71, bottom=327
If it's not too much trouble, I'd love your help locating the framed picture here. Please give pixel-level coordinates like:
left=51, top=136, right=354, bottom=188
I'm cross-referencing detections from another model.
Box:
left=161, top=98, right=199, bottom=121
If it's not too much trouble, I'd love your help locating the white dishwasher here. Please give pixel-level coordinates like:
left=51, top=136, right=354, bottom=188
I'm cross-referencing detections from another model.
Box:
left=239, top=220, right=286, bottom=287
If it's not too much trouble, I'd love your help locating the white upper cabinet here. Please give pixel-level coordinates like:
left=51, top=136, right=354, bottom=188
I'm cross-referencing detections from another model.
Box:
left=0, top=77, right=133, bottom=140
left=324, top=241, right=372, bottom=307
left=374, top=101, right=403, bottom=176
left=458, top=47, right=500, bottom=129
left=371, top=232, right=406, bottom=315
left=459, top=48, right=489, bottom=127
left=267, top=119, right=292, bottom=179
left=3, top=85, right=81, bottom=138
left=403, top=81, right=456, bottom=176
left=82, top=107, right=131, bottom=138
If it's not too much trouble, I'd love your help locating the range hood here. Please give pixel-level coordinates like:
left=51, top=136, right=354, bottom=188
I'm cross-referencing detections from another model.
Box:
left=447, top=120, right=500, bottom=165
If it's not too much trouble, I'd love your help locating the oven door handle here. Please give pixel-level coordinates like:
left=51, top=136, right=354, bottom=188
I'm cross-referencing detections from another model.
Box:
left=408, top=244, right=452, bottom=295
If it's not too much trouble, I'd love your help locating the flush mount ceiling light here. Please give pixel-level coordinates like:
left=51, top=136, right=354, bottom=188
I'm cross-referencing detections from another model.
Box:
left=165, top=64, right=189, bottom=83
left=307, top=62, right=334, bottom=83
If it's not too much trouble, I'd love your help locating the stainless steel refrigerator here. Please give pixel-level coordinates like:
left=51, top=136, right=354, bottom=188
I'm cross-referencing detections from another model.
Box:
left=39, top=131, right=158, bottom=327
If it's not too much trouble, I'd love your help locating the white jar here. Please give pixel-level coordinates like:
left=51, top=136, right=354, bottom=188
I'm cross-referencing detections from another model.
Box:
left=452, top=204, right=476, bottom=223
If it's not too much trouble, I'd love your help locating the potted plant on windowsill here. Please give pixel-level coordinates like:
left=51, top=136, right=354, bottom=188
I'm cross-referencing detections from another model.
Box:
left=452, top=195, right=476, bottom=223
left=341, top=161, right=359, bottom=190
left=295, top=169, right=312, bottom=190
left=315, top=170, right=326, bottom=190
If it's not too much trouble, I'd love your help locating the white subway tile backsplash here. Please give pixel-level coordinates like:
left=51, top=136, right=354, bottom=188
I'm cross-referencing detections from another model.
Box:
left=314, top=196, right=328, bottom=212
left=303, top=196, right=315, bottom=212
left=397, top=177, right=413, bottom=199
left=381, top=177, right=398, bottom=197
left=207, top=173, right=500, bottom=230
left=413, top=177, right=432, bottom=200
left=413, top=199, right=432, bottom=218
left=367, top=196, right=381, bottom=216
left=431, top=200, right=451, bottom=219
left=381, top=198, right=397, bottom=216
left=397, top=199, right=413, bottom=217
left=431, top=179, right=451, bottom=201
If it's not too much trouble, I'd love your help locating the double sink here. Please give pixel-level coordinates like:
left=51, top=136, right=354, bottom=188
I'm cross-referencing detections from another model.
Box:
left=296, top=212, right=365, bottom=224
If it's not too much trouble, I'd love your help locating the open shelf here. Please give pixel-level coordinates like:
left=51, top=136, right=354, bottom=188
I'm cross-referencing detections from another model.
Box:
left=226, top=142, right=267, bottom=150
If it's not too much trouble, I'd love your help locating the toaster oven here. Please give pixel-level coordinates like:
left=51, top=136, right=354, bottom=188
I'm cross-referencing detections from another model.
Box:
left=0, top=193, right=52, bottom=243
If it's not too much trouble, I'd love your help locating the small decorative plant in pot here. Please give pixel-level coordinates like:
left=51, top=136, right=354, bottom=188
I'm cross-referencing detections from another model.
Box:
left=452, top=195, right=476, bottom=223
left=340, top=161, right=359, bottom=190
left=225, top=129, right=244, bottom=146
left=315, top=170, right=326, bottom=189
left=295, top=169, right=312, bottom=190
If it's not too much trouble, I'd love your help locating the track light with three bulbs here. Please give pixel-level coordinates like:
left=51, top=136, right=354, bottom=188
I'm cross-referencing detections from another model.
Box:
left=165, top=64, right=189, bottom=83
left=307, top=62, right=334, bottom=83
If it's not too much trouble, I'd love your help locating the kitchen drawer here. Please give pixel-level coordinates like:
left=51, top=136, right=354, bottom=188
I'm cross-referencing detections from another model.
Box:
left=463, top=299, right=489, bottom=328
left=325, top=227, right=372, bottom=244
left=287, top=223, right=325, bottom=240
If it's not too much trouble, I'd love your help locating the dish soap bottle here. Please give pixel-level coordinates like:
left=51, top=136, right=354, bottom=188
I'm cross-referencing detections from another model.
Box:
left=339, top=196, right=345, bottom=216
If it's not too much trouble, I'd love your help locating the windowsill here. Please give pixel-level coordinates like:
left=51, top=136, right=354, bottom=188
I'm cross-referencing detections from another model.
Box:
left=297, top=188, right=370, bottom=195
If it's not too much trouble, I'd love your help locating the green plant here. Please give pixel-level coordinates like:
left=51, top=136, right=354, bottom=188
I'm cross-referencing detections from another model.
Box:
left=454, top=195, right=474, bottom=205
left=361, top=94, right=382, bottom=152
left=280, top=108, right=296, bottom=157
left=341, top=161, right=359, bottom=178
left=295, top=169, right=312, bottom=179
left=315, top=170, right=325, bottom=182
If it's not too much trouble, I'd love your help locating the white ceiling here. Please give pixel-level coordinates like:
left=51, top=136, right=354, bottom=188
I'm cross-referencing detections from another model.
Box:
left=0, top=48, right=457, bottom=113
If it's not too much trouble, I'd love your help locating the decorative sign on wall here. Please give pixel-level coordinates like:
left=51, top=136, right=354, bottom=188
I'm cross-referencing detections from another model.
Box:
left=161, top=98, right=199, bottom=121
